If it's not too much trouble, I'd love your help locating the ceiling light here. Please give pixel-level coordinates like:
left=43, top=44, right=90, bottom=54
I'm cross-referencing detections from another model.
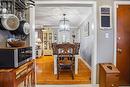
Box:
left=59, top=14, right=70, bottom=31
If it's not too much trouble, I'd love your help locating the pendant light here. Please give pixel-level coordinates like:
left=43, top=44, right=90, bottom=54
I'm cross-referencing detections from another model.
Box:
left=59, top=14, right=70, bottom=31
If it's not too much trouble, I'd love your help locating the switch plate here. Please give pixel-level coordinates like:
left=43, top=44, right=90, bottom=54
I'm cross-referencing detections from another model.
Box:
left=105, top=33, right=109, bottom=38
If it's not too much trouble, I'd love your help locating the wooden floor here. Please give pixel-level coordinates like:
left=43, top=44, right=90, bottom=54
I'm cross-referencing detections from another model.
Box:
left=35, top=56, right=91, bottom=84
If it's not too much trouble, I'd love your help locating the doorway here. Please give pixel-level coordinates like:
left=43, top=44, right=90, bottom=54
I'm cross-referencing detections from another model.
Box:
left=34, top=1, right=97, bottom=84
left=114, top=1, right=130, bottom=86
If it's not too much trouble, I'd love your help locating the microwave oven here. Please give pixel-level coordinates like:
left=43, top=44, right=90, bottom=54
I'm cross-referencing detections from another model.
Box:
left=0, top=47, right=32, bottom=68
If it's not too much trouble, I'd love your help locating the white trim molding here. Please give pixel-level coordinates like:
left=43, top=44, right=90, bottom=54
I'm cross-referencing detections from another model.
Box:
left=35, top=1, right=97, bottom=84
left=35, top=1, right=96, bottom=5
left=29, top=5, right=36, bottom=59
left=79, top=57, right=92, bottom=70
left=114, top=1, right=130, bottom=66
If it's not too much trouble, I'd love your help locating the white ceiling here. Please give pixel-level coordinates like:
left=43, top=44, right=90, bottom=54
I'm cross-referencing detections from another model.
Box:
left=35, top=6, right=92, bottom=29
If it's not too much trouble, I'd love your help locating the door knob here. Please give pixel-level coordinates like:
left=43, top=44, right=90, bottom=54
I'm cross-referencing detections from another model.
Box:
left=111, top=84, right=115, bottom=87
left=117, top=37, right=121, bottom=40
left=117, top=48, right=122, bottom=53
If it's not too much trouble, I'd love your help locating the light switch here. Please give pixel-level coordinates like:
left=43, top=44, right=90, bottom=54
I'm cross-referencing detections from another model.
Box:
left=105, top=33, right=109, bottom=38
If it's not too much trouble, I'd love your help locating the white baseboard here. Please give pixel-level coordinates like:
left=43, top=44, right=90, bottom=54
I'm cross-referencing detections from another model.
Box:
left=79, top=57, right=92, bottom=70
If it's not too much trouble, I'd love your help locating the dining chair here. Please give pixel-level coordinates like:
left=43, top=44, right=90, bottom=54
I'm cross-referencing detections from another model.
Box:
left=56, top=43, right=75, bottom=80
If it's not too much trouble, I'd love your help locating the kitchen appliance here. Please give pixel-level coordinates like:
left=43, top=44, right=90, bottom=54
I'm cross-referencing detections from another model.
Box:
left=0, top=47, right=32, bottom=68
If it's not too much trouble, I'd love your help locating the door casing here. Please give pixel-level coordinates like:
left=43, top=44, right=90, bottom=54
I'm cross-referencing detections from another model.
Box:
left=114, top=1, right=130, bottom=66
left=35, top=1, right=97, bottom=84
left=114, top=1, right=130, bottom=85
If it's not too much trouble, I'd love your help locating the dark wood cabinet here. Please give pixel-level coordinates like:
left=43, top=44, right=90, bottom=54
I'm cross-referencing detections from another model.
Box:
left=99, top=63, right=120, bottom=87
left=0, top=60, right=35, bottom=87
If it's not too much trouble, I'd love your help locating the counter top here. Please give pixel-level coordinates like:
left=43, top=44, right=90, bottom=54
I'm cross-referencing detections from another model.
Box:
left=0, top=60, right=34, bottom=72
left=0, top=46, right=32, bottom=50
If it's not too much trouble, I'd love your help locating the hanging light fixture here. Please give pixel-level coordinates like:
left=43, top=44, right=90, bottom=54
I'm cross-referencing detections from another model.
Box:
left=59, top=14, right=70, bottom=31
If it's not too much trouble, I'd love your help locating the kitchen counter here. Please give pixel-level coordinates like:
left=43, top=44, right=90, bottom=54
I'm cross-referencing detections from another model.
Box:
left=0, top=60, right=34, bottom=72
left=0, top=46, right=32, bottom=49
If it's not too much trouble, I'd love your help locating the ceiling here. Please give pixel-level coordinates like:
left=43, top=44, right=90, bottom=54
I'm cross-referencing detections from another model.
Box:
left=35, top=6, right=92, bottom=29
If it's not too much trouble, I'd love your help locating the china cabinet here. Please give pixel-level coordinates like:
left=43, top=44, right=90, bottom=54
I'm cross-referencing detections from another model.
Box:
left=42, top=28, right=53, bottom=56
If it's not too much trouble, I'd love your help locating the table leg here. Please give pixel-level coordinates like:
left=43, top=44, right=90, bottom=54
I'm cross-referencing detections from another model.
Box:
left=75, top=55, right=78, bottom=74
left=54, top=55, right=57, bottom=74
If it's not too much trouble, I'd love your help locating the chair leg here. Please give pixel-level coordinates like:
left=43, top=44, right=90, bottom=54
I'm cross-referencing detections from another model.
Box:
left=72, top=71, right=74, bottom=80
left=57, top=72, right=59, bottom=80
left=71, top=66, right=74, bottom=80
left=57, top=67, right=59, bottom=80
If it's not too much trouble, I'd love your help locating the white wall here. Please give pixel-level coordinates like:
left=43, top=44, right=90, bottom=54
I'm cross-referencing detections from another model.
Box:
left=0, top=30, right=11, bottom=47
left=75, top=28, right=80, bottom=43
left=78, top=9, right=94, bottom=66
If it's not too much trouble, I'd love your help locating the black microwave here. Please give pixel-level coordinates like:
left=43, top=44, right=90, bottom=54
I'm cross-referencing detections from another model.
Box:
left=0, top=47, right=32, bottom=68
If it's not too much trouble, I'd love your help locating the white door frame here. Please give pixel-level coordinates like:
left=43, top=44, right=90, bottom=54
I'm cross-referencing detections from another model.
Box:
left=114, top=1, right=130, bottom=66
left=29, top=5, right=36, bottom=59
left=35, top=1, right=97, bottom=84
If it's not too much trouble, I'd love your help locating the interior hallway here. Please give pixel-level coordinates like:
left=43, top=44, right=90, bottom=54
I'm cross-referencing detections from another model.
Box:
left=35, top=56, right=91, bottom=84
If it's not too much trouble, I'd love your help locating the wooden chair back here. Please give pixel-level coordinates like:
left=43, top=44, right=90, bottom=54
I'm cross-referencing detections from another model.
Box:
left=56, top=43, right=76, bottom=79
left=56, top=43, right=75, bottom=60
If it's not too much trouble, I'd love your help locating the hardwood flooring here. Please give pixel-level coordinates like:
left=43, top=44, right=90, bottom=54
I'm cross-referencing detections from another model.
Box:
left=35, top=56, right=91, bottom=84
left=36, top=85, right=130, bottom=87
left=37, top=84, right=99, bottom=87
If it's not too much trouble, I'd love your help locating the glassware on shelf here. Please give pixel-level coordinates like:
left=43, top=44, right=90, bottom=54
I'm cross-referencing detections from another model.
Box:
left=42, top=28, right=53, bottom=55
